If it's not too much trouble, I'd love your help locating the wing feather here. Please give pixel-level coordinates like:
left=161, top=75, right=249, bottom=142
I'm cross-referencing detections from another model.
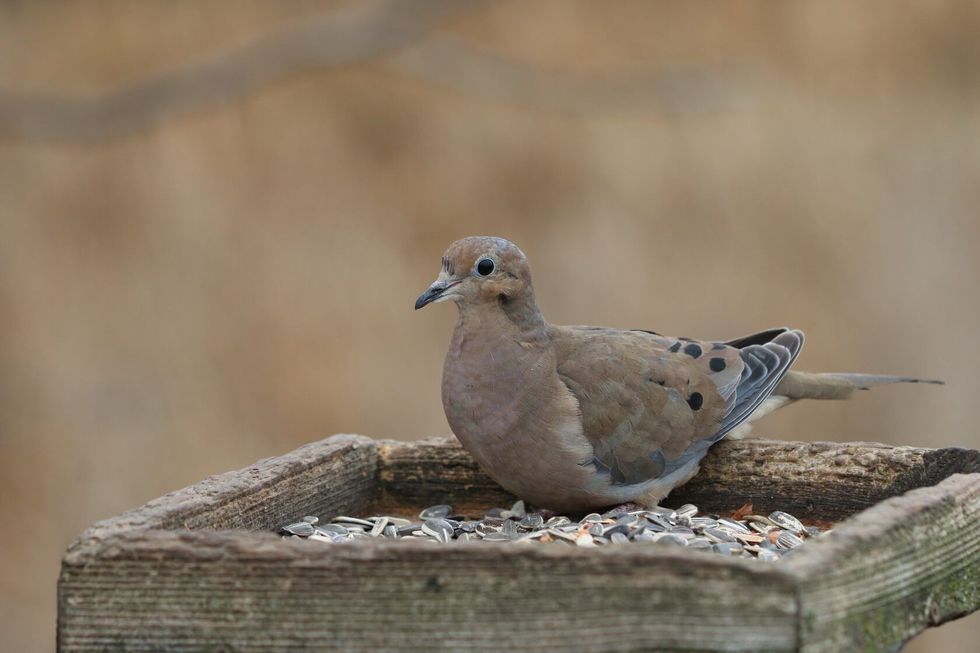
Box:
left=552, top=326, right=803, bottom=490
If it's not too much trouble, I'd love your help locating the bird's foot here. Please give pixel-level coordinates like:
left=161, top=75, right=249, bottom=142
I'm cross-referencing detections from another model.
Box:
left=602, top=502, right=643, bottom=518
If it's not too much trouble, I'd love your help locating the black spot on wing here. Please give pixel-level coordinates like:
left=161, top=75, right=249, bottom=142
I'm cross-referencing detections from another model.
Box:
left=684, top=343, right=702, bottom=358
left=687, top=392, right=703, bottom=410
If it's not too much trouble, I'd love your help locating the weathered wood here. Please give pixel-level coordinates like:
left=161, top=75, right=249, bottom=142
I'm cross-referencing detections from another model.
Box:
left=785, top=472, right=980, bottom=652
left=377, top=436, right=979, bottom=520
left=375, top=436, right=517, bottom=513
left=64, top=434, right=377, bottom=550
left=676, top=440, right=979, bottom=521
left=58, top=434, right=980, bottom=652
left=60, top=532, right=800, bottom=652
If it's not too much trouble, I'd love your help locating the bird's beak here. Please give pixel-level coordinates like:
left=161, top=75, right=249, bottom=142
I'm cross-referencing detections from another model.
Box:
left=415, top=279, right=460, bottom=310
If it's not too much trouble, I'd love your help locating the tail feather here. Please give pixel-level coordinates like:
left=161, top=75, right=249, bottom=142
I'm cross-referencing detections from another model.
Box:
left=774, top=371, right=944, bottom=401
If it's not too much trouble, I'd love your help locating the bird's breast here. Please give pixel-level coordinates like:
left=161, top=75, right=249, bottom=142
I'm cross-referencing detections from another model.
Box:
left=441, top=329, right=541, bottom=438
left=440, top=322, right=604, bottom=511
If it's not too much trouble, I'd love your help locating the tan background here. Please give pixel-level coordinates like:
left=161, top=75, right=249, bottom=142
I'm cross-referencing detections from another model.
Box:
left=1, top=1, right=978, bottom=651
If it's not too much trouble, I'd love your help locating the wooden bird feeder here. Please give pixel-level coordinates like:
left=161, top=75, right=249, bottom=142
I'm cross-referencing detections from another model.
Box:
left=58, top=435, right=980, bottom=652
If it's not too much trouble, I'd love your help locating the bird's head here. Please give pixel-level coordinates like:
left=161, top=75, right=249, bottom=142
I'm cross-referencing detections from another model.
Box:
left=415, top=236, right=534, bottom=311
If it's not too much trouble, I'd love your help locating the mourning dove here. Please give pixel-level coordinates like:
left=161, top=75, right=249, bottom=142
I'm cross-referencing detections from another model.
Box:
left=415, top=236, right=941, bottom=512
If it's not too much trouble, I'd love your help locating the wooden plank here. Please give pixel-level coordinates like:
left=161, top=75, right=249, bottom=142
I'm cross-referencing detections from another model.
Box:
left=59, top=532, right=799, bottom=652
left=58, top=433, right=980, bottom=652
left=375, top=436, right=516, bottom=513
left=61, top=434, right=377, bottom=559
left=784, top=473, right=980, bottom=652
left=377, top=436, right=980, bottom=520
left=675, top=440, right=979, bottom=521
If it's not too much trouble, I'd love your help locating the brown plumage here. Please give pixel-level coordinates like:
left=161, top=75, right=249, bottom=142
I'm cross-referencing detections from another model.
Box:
left=415, top=236, right=941, bottom=511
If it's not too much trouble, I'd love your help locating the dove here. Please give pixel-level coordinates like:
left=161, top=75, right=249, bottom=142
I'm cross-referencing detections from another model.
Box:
left=415, top=236, right=942, bottom=512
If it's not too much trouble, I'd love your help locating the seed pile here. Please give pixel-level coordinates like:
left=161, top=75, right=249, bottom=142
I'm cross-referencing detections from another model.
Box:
left=279, top=501, right=826, bottom=561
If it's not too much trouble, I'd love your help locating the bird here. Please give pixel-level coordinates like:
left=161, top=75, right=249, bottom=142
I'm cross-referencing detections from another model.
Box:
left=415, top=236, right=942, bottom=512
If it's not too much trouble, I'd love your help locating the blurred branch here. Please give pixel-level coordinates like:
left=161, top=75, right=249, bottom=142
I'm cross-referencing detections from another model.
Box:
left=0, top=0, right=756, bottom=144
left=388, top=36, right=754, bottom=117
left=0, top=0, right=485, bottom=143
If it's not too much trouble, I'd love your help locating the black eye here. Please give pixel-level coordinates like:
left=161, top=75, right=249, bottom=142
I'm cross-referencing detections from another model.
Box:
left=476, top=258, right=494, bottom=276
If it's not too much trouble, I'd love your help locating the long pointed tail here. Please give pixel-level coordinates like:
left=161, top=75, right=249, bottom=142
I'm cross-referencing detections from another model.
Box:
left=774, top=371, right=944, bottom=401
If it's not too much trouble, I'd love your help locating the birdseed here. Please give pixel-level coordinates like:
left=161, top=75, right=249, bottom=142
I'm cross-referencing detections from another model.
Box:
left=277, top=500, right=828, bottom=561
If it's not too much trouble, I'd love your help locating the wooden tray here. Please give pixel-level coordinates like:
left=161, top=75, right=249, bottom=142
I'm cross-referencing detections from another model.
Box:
left=58, top=435, right=980, bottom=652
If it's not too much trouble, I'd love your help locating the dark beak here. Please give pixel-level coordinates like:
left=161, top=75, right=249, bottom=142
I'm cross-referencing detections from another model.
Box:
left=415, top=283, right=446, bottom=310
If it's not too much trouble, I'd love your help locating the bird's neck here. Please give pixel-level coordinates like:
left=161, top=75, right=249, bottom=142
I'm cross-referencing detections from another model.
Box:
left=459, top=291, right=548, bottom=340
left=443, top=292, right=553, bottom=447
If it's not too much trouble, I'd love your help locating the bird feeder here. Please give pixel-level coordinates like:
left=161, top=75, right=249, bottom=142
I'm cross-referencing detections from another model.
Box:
left=58, top=434, right=979, bottom=652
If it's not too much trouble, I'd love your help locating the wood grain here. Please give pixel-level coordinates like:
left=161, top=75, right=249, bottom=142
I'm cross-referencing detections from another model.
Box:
left=376, top=436, right=980, bottom=520
left=60, top=531, right=800, bottom=652
left=58, top=434, right=980, bottom=652
left=63, top=434, right=377, bottom=558
left=785, top=472, right=980, bottom=653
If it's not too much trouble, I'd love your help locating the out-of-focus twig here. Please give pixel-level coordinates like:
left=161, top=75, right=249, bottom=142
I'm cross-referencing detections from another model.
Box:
left=0, top=0, right=485, bottom=143
left=0, top=0, right=757, bottom=144
left=387, top=35, right=755, bottom=117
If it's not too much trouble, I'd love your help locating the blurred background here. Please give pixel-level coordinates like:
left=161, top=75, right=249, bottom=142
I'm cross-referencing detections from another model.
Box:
left=1, top=1, right=978, bottom=650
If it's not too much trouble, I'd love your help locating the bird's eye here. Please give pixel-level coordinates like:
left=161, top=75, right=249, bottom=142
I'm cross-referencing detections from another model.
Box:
left=476, top=258, right=495, bottom=276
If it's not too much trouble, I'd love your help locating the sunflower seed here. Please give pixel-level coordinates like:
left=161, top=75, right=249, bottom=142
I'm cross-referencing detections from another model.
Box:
left=615, top=513, right=639, bottom=527
left=575, top=532, right=596, bottom=547
left=370, top=517, right=388, bottom=537
left=712, top=542, right=743, bottom=556
left=545, top=516, right=571, bottom=528
left=419, top=505, right=453, bottom=520
left=749, top=521, right=774, bottom=534
left=275, top=500, right=828, bottom=561
left=769, top=511, right=805, bottom=535
left=776, top=531, right=804, bottom=550
left=548, top=528, right=578, bottom=542
left=316, top=524, right=348, bottom=537
left=378, top=516, right=412, bottom=527
left=421, top=518, right=454, bottom=542
left=716, top=518, right=751, bottom=534
left=397, top=524, right=421, bottom=536
left=483, top=531, right=513, bottom=542
left=653, top=533, right=688, bottom=546
left=633, top=529, right=657, bottom=542
left=675, top=504, right=698, bottom=519
left=332, top=516, right=374, bottom=528
left=281, top=522, right=315, bottom=537
left=704, top=527, right=735, bottom=543
left=602, top=523, right=630, bottom=537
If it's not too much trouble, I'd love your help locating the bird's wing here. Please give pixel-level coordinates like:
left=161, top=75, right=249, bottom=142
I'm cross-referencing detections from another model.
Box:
left=552, top=326, right=803, bottom=486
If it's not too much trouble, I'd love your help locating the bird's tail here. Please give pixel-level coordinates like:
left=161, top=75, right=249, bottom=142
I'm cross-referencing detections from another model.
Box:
left=774, top=370, right=944, bottom=401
